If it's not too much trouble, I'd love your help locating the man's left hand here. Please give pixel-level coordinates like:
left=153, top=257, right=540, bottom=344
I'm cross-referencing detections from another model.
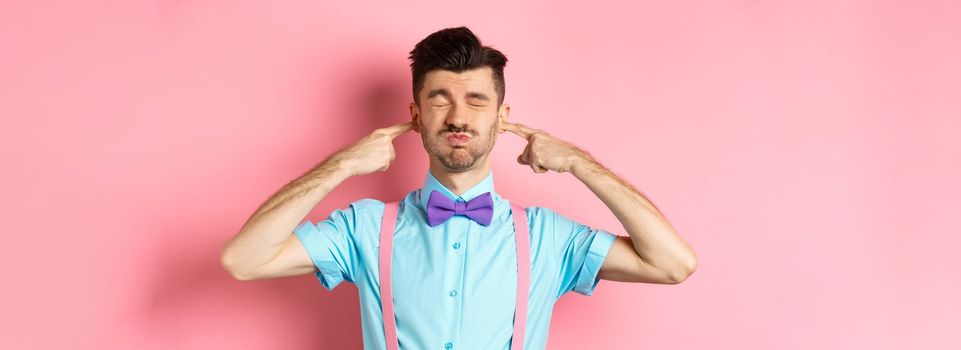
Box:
left=500, top=121, right=593, bottom=174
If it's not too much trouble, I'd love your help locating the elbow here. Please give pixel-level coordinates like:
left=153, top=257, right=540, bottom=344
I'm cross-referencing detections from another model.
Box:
left=666, top=256, right=697, bottom=284
left=220, top=244, right=252, bottom=281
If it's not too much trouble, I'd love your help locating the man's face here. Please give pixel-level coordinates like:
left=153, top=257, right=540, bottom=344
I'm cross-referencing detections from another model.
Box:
left=410, top=66, right=509, bottom=172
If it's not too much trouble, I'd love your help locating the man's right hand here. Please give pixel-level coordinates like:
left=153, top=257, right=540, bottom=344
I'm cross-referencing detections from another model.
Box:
left=333, top=121, right=416, bottom=176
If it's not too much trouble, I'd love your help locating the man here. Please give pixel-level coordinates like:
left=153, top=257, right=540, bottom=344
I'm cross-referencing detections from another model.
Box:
left=220, top=26, right=696, bottom=349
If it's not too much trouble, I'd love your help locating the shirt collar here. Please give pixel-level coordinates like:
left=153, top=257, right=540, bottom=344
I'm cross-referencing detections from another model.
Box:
left=419, top=169, right=497, bottom=210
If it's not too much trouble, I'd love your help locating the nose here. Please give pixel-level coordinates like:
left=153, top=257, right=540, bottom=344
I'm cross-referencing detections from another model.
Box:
left=444, top=105, right=469, bottom=132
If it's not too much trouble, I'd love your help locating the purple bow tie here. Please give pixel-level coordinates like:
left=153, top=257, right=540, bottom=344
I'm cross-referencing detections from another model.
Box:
left=425, top=190, right=494, bottom=227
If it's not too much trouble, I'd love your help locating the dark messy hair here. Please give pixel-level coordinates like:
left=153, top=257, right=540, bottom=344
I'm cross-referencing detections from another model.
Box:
left=408, top=26, right=508, bottom=107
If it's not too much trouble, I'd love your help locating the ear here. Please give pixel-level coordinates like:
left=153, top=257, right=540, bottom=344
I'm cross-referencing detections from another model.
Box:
left=409, top=101, right=421, bottom=134
left=498, top=103, right=510, bottom=134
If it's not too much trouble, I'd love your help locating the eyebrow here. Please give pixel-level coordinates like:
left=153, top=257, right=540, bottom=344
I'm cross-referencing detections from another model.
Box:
left=427, top=88, right=491, bottom=101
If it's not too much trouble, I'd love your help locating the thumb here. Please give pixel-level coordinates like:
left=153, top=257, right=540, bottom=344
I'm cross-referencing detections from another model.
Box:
left=517, top=153, right=529, bottom=165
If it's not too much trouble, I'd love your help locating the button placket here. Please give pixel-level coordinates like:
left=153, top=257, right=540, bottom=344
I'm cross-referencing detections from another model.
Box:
left=448, top=202, right=468, bottom=348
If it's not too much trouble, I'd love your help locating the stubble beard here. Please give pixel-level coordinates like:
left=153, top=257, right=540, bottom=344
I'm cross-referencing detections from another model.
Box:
left=421, top=121, right=497, bottom=173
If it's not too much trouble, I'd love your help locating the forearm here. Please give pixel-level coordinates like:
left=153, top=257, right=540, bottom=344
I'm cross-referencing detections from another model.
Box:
left=220, top=154, right=353, bottom=274
left=571, top=155, right=696, bottom=276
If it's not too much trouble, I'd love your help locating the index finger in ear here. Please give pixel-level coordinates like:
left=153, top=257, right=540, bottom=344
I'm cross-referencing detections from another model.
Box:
left=383, top=121, right=416, bottom=138
left=501, top=121, right=537, bottom=139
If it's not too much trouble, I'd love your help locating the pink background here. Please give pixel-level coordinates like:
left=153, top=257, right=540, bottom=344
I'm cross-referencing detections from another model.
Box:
left=2, top=1, right=959, bottom=349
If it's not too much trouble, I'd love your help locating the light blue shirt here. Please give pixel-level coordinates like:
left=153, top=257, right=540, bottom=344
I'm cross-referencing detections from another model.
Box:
left=293, top=169, right=617, bottom=349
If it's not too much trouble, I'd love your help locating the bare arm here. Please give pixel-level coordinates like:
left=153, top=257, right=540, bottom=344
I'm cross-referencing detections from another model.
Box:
left=219, top=121, right=415, bottom=281
left=219, top=155, right=352, bottom=280
left=571, top=157, right=696, bottom=284
left=501, top=120, right=697, bottom=284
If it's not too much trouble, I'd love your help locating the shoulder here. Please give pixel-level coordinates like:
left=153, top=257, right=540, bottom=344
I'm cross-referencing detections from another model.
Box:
left=347, top=196, right=414, bottom=217
left=321, top=198, right=384, bottom=223
left=514, top=204, right=554, bottom=219
left=351, top=197, right=385, bottom=210
left=505, top=203, right=559, bottom=228
left=514, top=205, right=588, bottom=234
left=336, top=190, right=417, bottom=216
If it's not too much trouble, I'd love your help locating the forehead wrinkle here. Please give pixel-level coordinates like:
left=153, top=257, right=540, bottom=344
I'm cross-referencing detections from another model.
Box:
left=423, top=69, right=495, bottom=100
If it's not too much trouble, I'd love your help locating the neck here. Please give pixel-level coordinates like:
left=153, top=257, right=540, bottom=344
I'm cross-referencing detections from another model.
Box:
left=428, top=160, right=491, bottom=197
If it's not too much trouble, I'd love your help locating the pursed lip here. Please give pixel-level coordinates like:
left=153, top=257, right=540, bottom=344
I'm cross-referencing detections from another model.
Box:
left=446, top=132, right=472, bottom=144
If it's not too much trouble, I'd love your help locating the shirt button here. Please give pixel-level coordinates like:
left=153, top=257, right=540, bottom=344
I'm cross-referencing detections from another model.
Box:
left=452, top=242, right=461, bottom=249
left=445, top=342, right=453, bottom=349
left=449, top=289, right=457, bottom=297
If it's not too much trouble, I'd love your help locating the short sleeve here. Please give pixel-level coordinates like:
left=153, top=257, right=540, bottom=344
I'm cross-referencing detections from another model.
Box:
left=293, top=199, right=371, bottom=291
left=549, top=208, right=617, bottom=298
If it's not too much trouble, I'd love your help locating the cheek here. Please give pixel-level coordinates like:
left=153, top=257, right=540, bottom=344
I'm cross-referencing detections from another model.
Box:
left=419, top=111, right=445, bottom=126
left=415, top=114, right=435, bottom=130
